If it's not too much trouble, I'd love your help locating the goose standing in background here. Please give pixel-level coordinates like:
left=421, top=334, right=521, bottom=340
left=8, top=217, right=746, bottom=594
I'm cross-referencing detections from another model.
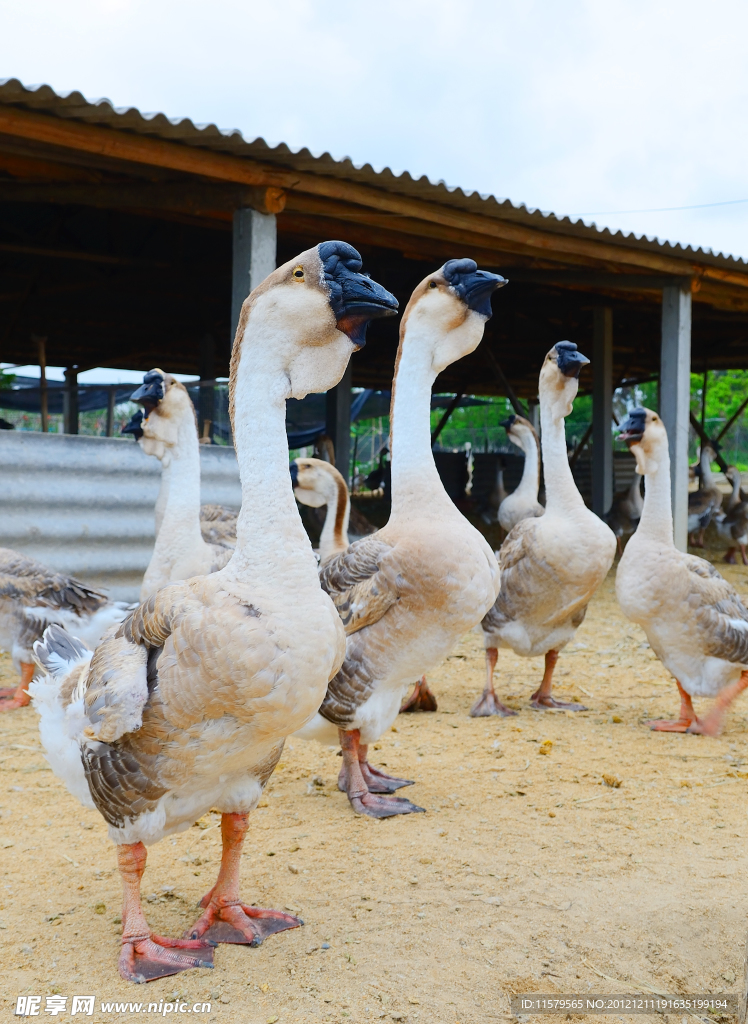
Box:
left=605, top=473, right=644, bottom=557
left=471, top=343, right=616, bottom=717
left=498, top=414, right=544, bottom=533
left=714, top=467, right=748, bottom=565
left=30, top=241, right=398, bottom=982
left=0, top=550, right=133, bottom=711
left=616, top=408, right=748, bottom=735
left=687, top=444, right=722, bottom=548
left=295, top=259, right=505, bottom=816
left=291, top=458, right=438, bottom=712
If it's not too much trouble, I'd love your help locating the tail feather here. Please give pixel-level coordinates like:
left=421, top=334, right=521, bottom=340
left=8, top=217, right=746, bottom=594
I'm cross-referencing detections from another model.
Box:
left=33, top=623, right=91, bottom=680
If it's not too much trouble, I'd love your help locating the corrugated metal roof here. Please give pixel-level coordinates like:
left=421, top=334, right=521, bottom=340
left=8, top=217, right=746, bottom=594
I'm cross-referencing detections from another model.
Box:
left=1, top=76, right=746, bottom=272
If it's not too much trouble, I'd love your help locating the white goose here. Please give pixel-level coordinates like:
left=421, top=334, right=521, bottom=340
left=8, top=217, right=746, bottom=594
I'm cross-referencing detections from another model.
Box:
left=616, top=408, right=748, bottom=735
left=472, top=343, right=616, bottom=717
left=0, top=549, right=133, bottom=711
left=295, top=258, right=505, bottom=816
left=498, top=414, right=544, bottom=533
left=123, top=371, right=234, bottom=601
left=30, top=240, right=398, bottom=982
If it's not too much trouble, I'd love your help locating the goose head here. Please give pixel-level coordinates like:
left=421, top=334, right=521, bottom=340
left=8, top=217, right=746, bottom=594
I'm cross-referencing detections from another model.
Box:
left=290, top=457, right=346, bottom=510
left=129, top=369, right=195, bottom=464
left=539, top=341, right=589, bottom=421
left=618, top=407, right=667, bottom=476
left=231, top=240, right=398, bottom=405
left=400, top=258, right=507, bottom=374
left=501, top=413, right=538, bottom=451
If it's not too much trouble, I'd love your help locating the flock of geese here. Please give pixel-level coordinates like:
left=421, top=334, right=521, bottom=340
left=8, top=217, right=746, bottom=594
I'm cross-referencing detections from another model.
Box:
left=1, top=240, right=747, bottom=984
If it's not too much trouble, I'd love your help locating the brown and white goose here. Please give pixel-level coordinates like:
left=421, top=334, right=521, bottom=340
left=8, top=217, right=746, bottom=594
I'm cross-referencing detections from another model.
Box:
left=498, top=414, right=544, bottom=533
left=714, top=467, right=748, bottom=565
left=291, top=457, right=438, bottom=711
left=30, top=241, right=398, bottom=982
left=687, top=444, right=722, bottom=548
left=616, top=408, right=748, bottom=735
left=0, top=550, right=133, bottom=711
left=295, top=259, right=505, bottom=816
left=472, top=343, right=616, bottom=717
left=124, top=371, right=234, bottom=601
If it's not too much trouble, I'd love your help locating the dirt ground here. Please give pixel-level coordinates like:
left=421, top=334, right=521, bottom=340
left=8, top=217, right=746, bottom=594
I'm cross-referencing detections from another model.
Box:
left=1, top=552, right=747, bottom=1024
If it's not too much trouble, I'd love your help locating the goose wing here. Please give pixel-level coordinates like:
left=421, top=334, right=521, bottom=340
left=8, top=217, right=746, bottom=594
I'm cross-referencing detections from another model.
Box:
left=682, top=554, right=748, bottom=663
left=0, top=547, right=106, bottom=614
left=318, top=534, right=399, bottom=636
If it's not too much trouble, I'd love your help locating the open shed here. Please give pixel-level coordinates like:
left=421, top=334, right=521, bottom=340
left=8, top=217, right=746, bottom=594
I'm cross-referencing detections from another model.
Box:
left=2, top=77, right=748, bottom=546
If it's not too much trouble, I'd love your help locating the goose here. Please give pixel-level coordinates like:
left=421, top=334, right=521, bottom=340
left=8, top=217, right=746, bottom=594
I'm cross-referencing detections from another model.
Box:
left=713, top=467, right=748, bottom=565
left=471, top=343, right=616, bottom=718
left=687, top=444, right=722, bottom=548
left=29, top=240, right=398, bottom=982
left=295, top=258, right=505, bottom=816
left=291, top=458, right=437, bottom=712
left=616, top=408, right=748, bottom=735
left=124, top=370, right=235, bottom=601
left=0, top=549, right=133, bottom=711
left=605, top=473, right=644, bottom=557
left=498, top=414, right=544, bottom=532
left=479, top=463, right=508, bottom=526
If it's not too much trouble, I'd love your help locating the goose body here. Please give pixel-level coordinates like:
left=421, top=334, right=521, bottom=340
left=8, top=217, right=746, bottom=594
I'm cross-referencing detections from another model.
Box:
left=30, top=240, right=398, bottom=981
left=713, top=468, right=748, bottom=565
left=616, top=408, right=748, bottom=734
left=0, top=547, right=133, bottom=711
left=295, top=259, right=505, bottom=816
left=498, top=414, right=544, bottom=532
left=472, top=343, right=616, bottom=717
left=687, top=445, right=722, bottom=547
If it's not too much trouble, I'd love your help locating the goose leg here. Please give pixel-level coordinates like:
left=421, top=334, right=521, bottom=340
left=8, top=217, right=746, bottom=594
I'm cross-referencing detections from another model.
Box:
left=649, top=680, right=697, bottom=732
left=725, top=547, right=737, bottom=564
left=338, top=729, right=424, bottom=818
left=117, top=842, right=214, bottom=983
left=531, top=651, right=587, bottom=710
left=470, top=648, right=517, bottom=717
left=0, top=662, right=34, bottom=711
left=338, top=737, right=414, bottom=793
left=741, top=544, right=748, bottom=566
left=687, top=671, right=748, bottom=737
left=186, top=813, right=302, bottom=945
left=400, top=676, right=438, bottom=713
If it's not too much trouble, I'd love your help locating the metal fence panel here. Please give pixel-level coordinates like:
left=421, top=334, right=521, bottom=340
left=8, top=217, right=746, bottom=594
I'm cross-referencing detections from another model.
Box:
left=0, top=432, right=241, bottom=602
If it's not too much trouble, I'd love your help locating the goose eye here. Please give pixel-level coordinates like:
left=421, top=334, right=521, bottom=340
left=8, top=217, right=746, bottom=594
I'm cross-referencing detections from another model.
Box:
left=293, top=266, right=305, bottom=281
left=429, top=280, right=438, bottom=289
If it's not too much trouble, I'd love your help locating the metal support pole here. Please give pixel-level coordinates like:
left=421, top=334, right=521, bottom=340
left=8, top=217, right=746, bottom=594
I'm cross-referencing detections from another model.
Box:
left=325, top=363, right=352, bottom=485
left=592, top=307, right=613, bottom=516
left=63, top=366, right=78, bottom=435
left=106, top=387, right=115, bottom=437
left=660, top=285, right=692, bottom=551
left=231, top=208, right=277, bottom=342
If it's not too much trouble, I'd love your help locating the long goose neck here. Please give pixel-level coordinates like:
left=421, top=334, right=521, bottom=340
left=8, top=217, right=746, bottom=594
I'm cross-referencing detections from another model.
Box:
left=514, top=431, right=540, bottom=502
left=319, top=476, right=350, bottom=565
left=229, top=340, right=317, bottom=584
left=729, top=473, right=741, bottom=509
left=540, top=402, right=585, bottom=514
left=153, top=459, right=172, bottom=538
left=157, top=413, right=203, bottom=548
left=390, top=328, right=453, bottom=517
left=637, top=444, right=674, bottom=545
left=701, top=449, right=716, bottom=490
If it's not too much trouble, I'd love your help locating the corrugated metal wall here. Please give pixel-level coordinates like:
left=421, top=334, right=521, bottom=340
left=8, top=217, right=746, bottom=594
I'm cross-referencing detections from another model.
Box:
left=0, top=432, right=241, bottom=602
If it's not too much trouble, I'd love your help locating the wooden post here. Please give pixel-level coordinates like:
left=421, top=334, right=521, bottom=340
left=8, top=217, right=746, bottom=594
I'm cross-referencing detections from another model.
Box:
left=63, top=366, right=78, bottom=435
left=325, top=363, right=352, bottom=486
left=105, top=386, right=115, bottom=437
left=34, top=334, right=48, bottom=432
left=660, top=285, right=692, bottom=551
left=592, top=307, right=613, bottom=517
left=231, top=208, right=277, bottom=342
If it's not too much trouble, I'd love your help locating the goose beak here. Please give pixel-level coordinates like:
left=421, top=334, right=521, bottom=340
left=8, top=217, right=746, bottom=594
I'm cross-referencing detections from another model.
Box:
left=443, top=259, right=507, bottom=319
left=318, top=240, right=398, bottom=350
left=618, top=411, right=646, bottom=446
left=554, top=342, right=590, bottom=379
left=121, top=409, right=144, bottom=441
left=131, top=371, right=165, bottom=416
left=499, top=416, right=516, bottom=431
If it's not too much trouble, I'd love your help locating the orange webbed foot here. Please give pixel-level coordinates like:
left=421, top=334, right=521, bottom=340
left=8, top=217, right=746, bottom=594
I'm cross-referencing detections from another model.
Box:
left=119, top=934, right=214, bottom=983
left=186, top=900, right=302, bottom=946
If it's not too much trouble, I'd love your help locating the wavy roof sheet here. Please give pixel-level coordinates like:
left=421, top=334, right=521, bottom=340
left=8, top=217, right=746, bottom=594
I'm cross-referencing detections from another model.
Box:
left=1, top=77, right=745, bottom=272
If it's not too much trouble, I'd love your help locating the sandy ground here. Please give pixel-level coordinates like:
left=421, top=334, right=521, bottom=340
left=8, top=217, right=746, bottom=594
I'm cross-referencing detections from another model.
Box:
left=1, top=553, right=747, bottom=1024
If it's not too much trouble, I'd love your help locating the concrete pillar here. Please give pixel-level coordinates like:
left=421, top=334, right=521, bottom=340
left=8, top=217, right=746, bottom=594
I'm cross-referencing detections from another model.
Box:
left=592, top=307, right=614, bottom=517
left=231, top=208, right=277, bottom=341
left=63, top=366, right=78, bottom=435
left=660, top=285, right=692, bottom=551
left=325, top=363, right=353, bottom=486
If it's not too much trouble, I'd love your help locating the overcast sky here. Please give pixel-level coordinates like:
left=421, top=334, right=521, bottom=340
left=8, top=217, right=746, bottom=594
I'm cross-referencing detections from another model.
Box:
left=1, top=0, right=747, bottom=265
